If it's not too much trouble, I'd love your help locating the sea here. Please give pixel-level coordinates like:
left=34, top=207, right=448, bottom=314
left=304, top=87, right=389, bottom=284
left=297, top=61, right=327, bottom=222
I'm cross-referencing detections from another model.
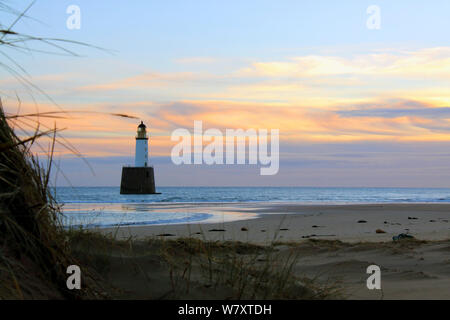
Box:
left=55, top=186, right=450, bottom=229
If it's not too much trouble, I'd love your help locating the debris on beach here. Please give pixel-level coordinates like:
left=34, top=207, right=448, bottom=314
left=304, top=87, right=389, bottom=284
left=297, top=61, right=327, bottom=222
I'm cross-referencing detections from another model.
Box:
left=357, top=220, right=367, bottom=223
left=241, top=227, right=248, bottom=231
left=302, top=234, right=336, bottom=239
left=392, top=233, right=415, bottom=241
left=376, top=229, right=386, bottom=234
left=208, top=228, right=226, bottom=232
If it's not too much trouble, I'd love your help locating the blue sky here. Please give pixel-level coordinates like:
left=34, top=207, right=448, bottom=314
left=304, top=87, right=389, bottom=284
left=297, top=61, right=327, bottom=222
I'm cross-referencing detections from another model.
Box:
left=11, top=0, right=450, bottom=74
left=2, top=1, right=450, bottom=187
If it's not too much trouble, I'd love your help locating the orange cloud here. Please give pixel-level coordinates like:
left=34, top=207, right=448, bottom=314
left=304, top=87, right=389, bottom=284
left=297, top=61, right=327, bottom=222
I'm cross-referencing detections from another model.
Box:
left=4, top=97, right=450, bottom=159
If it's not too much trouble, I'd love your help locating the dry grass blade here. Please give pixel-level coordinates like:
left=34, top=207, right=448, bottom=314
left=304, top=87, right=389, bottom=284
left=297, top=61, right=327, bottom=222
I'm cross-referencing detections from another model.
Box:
left=6, top=110, right=139, bottom=120
left=0, top=127, right=62, bottom=153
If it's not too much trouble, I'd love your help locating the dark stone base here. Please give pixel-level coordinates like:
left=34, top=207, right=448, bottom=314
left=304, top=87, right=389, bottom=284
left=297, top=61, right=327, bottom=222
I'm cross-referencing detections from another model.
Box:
left=120, top=167, right=159, bottom=194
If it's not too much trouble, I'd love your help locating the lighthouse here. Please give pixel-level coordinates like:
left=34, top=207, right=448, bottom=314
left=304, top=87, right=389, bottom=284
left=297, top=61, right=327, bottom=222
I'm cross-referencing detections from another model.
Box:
left=120, top=121, right=159, bottom=194
left=135, top=121, right=149, bottom=167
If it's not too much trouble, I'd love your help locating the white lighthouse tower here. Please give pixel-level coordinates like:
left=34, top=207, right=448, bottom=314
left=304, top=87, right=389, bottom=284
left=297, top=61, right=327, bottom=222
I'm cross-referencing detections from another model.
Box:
left=135, top=121, right=149, bottom=167
left=120, top=121, right=158, bottom=194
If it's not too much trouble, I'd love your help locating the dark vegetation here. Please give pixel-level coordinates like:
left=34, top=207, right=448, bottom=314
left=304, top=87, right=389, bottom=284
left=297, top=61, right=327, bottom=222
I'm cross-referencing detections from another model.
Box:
left=0, top=101, right=105, bottom=298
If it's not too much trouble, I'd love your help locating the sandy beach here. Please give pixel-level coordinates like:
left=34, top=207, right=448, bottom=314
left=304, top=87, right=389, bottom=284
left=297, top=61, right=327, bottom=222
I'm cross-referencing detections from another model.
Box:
left=100, top=203, right=450, bottom=243
left=94, top=203, right=450, bottom=299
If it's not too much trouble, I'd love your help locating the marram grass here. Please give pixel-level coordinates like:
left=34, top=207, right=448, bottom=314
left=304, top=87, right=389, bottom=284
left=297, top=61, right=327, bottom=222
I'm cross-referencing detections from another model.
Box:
left=0, top=100, right=104, bottom=299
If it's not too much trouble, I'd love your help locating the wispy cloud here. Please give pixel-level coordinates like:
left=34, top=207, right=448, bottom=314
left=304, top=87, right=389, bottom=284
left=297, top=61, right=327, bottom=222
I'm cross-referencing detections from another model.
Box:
left=55, top=47, right=449, bottom=106
left=238, top=47, right=450, bottom=79
left=77, top=72, right=202, bottom=92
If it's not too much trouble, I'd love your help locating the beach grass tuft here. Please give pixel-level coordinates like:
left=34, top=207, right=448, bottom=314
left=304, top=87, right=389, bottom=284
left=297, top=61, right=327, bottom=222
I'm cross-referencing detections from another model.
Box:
left=0, top=101, right=108, bottom=299
left=64, top=228, right=343, bottom=299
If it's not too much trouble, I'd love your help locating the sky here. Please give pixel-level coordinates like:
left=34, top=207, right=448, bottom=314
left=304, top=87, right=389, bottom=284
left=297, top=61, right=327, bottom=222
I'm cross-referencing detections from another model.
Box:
left=1, top=0, right=450, bottom=187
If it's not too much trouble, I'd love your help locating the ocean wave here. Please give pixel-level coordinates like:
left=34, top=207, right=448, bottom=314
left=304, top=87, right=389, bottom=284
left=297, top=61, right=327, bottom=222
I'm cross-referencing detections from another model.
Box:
left=54, top=186, right=450, bottom=204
